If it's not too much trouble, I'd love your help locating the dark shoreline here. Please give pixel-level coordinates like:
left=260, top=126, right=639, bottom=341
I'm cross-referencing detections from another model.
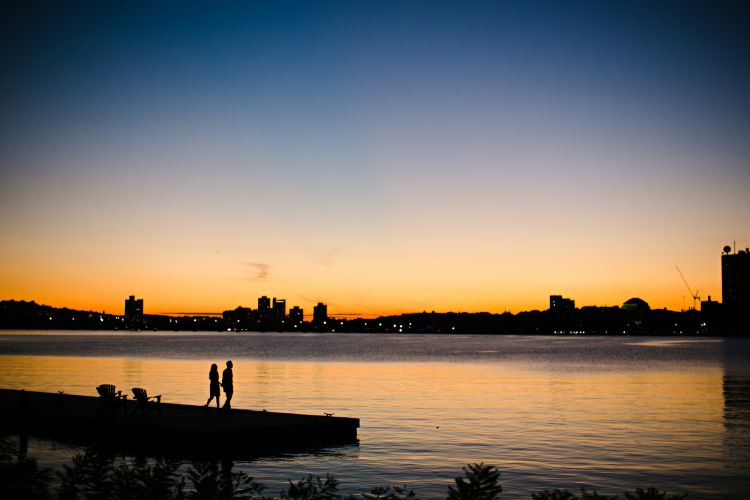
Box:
left=2, top=299, right=747, bottom=336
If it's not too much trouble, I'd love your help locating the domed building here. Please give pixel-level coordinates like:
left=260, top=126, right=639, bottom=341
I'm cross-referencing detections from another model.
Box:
left=622, top=297, right=650, bottom=311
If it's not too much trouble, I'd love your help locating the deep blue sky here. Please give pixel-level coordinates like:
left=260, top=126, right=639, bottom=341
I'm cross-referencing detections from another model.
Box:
left=1, top=1, right=749, bottom=314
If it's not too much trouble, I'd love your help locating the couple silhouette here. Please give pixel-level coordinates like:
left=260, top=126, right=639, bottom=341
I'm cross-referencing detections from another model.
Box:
left=205, top=360, right=233, bottom=410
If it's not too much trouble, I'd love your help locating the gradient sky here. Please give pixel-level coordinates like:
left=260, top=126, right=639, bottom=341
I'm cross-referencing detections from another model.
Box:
left=1, top=1, right=749, bottom=317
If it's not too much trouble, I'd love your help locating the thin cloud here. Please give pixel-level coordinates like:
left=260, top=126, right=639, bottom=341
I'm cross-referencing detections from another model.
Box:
left=245, top=262, right=269, bottom=281
left=320, top=248, right=339, bottom=267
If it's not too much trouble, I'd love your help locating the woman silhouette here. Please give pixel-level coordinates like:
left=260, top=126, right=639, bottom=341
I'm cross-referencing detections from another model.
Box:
left=205, top=363, right=220, bottom=408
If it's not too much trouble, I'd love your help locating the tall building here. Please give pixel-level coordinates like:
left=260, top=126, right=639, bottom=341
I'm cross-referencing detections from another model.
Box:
left=124, top=295, right=143, bottom=325
left=549, top=295, right=575, bottom=311
left=273, top=298, right=286, bottom=321
left=258, top=296, right=271, bottom=320
left=289, top=306, right=303, bottom=325
left=722, top=245, right=750, bottom=314
left=313, top=302, right=328, bottom=326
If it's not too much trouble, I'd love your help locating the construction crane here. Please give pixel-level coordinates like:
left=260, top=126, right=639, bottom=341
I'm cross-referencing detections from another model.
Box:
left=675, top=266, right=700, bottom=311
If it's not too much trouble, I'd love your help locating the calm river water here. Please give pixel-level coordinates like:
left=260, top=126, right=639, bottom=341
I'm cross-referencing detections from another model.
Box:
left=1, top=331, right=749, bottom=499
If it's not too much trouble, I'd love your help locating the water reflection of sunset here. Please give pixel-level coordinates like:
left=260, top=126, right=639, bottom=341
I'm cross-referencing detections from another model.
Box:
left=1, top=354, right=727, bottom=486
left=3, top=330, right=748, bottom=499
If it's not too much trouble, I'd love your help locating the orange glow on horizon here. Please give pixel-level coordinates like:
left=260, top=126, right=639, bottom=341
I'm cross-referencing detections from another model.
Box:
left=0, top=289, right=721, bottom=320
left=0, top=228, right=738, bottom=319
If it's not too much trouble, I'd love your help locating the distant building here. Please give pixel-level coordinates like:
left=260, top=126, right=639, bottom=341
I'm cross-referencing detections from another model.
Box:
left=313, top=302, right=328, bottom=326
left=124, top=295, right=143, bottom=326
left=289, top=306, right=303, bottom=325
left=223, top=306, right=253, bottom=328
left=622, top=297, right=650, bottom=312
left=722, top=246, right=750, bottom=313
left=273, top=298, right=286, bottom=321
left=258, top=296, right=271, bottom=320
left=701, top=295, right=720, bottom=313
left=549, top=295, right=575, bottom=311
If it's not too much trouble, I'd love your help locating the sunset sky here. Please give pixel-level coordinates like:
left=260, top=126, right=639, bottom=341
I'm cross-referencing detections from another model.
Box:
left=1, top=1, right=749, bottom=317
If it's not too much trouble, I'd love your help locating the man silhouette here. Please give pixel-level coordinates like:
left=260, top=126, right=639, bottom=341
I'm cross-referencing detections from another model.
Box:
left=221, top=360, right=234, bottom=411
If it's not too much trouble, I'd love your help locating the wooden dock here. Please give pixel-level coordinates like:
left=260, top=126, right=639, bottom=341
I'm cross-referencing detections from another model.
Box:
left=0, top=389, right=359, bottom=456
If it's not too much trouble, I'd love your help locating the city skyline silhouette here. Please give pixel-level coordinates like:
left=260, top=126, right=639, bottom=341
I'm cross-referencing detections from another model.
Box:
left=3, top=243, right=748, bottom=321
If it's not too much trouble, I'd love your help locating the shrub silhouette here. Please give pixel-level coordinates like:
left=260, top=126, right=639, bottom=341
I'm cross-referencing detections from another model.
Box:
left=531, top=489, right=577, bottom=500
left=280, top=473, right=343, bottom=499
left=362, top=485, right=417, bottom=499
left=447, top=463, right=502, bottom=500
left=3, top=443, right=693, bottom=500
left=623, top=487, right=686, bottom=500
left=186, top=461, right=264, bottom=500
left=530, top=486, right=688, bottom=500
left=532, top=489, right=619, bottom=500
left=0, top=437, right=50, bottom=500
left=57, top=450, right=184, bottom=500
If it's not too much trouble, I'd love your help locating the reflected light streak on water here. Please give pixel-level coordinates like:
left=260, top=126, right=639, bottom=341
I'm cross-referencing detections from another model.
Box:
left=0, top=332, right=748, bottom=498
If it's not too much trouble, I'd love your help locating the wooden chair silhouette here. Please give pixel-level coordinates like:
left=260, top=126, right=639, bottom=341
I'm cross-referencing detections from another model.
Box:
left=96, top=384, right=127, bottom=413
left=131, top=387, right=161, bottom=416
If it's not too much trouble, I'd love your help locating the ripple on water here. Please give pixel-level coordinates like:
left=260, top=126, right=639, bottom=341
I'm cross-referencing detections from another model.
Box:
left=0, top=332, right=748, bottom=499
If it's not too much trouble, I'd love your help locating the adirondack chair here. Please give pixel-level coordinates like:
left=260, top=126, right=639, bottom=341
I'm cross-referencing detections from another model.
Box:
left=131, top=387, right=161, bottom=415
left=96, top=384, right=127, bottom=413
